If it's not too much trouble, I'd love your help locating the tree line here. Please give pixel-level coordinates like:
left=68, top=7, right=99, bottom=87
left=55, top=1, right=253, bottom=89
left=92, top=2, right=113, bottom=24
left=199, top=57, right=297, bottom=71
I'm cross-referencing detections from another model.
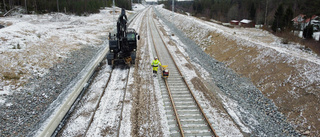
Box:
left=159, top=0, right=320, bottom=25
left=0, top=0, right=133, bottom=15
left=159, top=0, right=320, bottom=39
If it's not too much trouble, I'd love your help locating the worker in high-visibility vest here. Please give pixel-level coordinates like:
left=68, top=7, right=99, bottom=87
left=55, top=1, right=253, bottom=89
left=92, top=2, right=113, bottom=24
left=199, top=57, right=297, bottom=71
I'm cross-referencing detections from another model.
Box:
left=151, top=57, right=161, bottom=76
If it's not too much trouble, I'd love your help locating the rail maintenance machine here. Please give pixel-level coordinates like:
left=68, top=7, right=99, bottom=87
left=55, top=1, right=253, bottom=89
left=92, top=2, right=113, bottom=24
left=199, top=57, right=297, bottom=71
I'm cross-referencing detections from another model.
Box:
left=107, top=8, right=140, bottom=65
left=161, top=65, right=169, bottom=79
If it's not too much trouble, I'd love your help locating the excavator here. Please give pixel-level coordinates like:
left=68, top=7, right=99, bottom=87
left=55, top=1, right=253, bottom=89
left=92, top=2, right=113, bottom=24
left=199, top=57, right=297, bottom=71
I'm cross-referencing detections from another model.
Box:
left=107, top=8, right=140, bottom=65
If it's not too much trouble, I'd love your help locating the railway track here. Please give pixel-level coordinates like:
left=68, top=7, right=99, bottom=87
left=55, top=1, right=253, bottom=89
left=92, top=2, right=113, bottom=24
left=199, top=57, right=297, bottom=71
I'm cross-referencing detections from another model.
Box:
left=83, top=65, right=131, bottom=137
left=147, top=7, right=218, bottom=137
left=37, top=6, right=219, bottom=137
left=56, top=8, right=151, bottom=137
left=35, top=9, right=143, bottom=137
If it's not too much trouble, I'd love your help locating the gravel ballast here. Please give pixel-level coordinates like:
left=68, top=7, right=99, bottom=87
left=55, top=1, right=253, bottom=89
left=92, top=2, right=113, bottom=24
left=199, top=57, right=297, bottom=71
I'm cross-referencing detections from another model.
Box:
left=0, top=45, right=102, bottom=137
left=154, top=8, right=299, bottom=136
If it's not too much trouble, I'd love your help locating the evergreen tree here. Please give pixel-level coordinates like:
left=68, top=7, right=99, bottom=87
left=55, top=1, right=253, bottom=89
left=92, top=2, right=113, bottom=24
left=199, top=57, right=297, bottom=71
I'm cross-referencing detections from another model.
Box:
left=283, top=7, right=293, bottom=31
left=249, top=2, right=256, bottom=20
left=272, top=4, right=284, bottom=32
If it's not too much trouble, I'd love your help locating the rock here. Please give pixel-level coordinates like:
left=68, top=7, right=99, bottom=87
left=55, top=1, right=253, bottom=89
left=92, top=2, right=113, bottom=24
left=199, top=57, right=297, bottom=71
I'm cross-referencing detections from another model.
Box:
left=302, top=130, right=310, bottom=135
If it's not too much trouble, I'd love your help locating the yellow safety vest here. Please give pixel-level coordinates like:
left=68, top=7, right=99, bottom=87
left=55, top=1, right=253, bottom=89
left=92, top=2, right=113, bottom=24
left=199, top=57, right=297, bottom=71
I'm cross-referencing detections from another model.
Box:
left=151, top=59, right=161, bottom=68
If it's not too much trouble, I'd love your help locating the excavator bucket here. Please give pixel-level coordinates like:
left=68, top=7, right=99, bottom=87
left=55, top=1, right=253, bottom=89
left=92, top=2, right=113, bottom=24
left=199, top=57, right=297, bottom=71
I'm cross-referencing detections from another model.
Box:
left=124, top=56, right=132, bottom=65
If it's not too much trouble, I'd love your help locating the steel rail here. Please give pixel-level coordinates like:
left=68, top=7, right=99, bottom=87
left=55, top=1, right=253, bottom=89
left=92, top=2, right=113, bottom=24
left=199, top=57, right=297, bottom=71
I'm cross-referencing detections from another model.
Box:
left=82, top=66, right=115, bottom=136
left=150, top=7, right=218, bottom=137
left=84, top=9, right=142, bottom=137
left=77, top=8, right=142, bottom=137
left=116, top=66, right=131, bottom=137
left=147, top=8, right=185, bottom=137
left=115, top=8, right=148, bottom=136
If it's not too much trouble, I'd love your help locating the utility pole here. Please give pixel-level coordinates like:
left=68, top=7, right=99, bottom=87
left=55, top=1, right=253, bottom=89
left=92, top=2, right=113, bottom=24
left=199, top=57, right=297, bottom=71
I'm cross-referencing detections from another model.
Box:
left=171, top=0, right=174, bottom=20
left=172, top=0, right=174, bottom=13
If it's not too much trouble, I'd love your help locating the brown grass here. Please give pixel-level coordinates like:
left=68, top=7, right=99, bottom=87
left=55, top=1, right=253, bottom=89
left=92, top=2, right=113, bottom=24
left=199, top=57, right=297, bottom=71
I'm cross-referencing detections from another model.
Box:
left=1, top=37, right=8, bottom=41
left=3, top=72, right=20, bottom=80
left=0, top=21, right=13, bottom=26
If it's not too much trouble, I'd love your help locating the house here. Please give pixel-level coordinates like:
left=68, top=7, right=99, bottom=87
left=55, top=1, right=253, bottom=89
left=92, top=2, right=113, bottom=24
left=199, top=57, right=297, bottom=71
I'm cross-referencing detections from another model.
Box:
left=292, top=14, right=320, bottom=30
left=239, top=19, right=255, bottom=27
left=230, top=20, right=239, bottom=25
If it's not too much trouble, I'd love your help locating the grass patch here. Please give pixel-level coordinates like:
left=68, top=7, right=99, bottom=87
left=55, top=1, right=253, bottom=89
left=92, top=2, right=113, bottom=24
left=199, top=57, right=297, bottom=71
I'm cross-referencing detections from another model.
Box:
left=3, top=72, right=20, bottom=80
left=1, top=37, right=8, bottom=42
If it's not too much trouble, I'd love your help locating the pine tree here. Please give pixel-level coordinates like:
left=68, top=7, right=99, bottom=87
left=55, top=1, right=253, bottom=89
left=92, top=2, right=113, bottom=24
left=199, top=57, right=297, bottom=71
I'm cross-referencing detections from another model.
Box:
left=249, top=2, right=256, bottom=20
left=283, top=7, right=293, bottom=31
left=272, top=4, right=284, bottom=32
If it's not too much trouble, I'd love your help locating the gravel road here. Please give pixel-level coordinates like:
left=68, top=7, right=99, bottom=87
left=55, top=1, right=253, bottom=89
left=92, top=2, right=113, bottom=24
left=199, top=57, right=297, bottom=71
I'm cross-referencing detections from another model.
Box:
left=154, top=8, right=299, bottom=136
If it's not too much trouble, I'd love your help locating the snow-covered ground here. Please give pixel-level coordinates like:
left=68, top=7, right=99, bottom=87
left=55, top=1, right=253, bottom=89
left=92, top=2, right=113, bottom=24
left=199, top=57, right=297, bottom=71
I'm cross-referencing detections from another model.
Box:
left=314, top=32, right=320, bottom=41
left=0, top=7, right=118, bottom=104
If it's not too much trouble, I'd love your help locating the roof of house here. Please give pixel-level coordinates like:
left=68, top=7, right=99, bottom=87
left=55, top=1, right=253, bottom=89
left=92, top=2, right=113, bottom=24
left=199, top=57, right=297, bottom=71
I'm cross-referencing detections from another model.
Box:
left=231, top=20, right=239, bottom=23
left=292, top=14, right=318, bottom=23
left=240, top=19, right=252, bottom=24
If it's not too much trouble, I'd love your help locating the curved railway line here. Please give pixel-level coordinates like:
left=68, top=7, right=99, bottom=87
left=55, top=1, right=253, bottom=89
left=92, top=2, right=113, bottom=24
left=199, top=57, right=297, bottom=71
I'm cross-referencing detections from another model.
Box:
left=147, top=8, right=218, bottom=137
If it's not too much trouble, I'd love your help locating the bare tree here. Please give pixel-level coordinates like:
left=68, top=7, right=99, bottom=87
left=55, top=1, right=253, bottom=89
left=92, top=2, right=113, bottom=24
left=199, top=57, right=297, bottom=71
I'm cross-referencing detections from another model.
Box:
left=9, top=0, right=13, bottom=9
left=25, top=0, right=27, bottom=13
left=57, top=0, right=59, bottom=12
left=264, top=0, right=268, bottom=25
left=3, top=0, right=7, bottom=12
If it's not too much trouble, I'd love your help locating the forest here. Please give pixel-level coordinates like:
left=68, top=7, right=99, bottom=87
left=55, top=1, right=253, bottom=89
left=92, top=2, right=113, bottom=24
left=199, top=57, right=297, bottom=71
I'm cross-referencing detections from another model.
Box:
left=1, top=0, right=319, bottom=37
left=159, top=0, right=319, bottom=51
left=159, top=0, right=320, bottom=25
left=0, top=0, right=132, bottom=15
